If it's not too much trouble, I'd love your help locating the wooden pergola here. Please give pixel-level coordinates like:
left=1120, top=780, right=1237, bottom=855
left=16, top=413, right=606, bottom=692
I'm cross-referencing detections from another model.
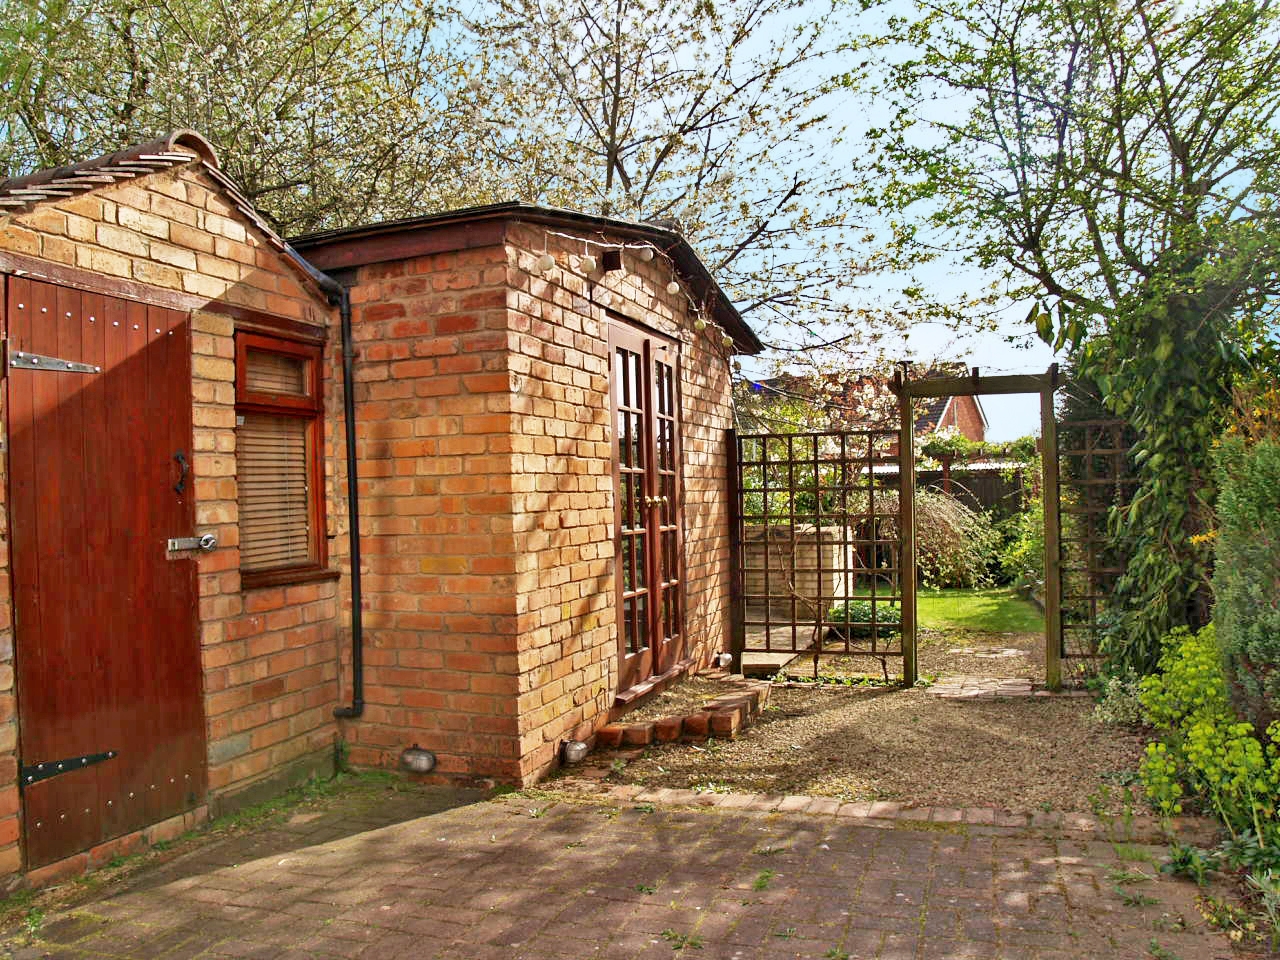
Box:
left=891, top=364, right=1064, bottom=688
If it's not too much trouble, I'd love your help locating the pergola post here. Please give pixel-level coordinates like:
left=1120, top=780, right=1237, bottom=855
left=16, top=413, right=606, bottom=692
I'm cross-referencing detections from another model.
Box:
left=896, top=372, right=918, bottom=687
left=1040, top=365, right=1063, bottom=690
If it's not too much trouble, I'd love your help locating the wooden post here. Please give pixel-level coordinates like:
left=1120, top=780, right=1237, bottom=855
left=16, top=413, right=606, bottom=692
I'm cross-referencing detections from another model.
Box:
left=896, top=377, right=918, bottom=687
left=1040, top=365, right=1063, bottom=690
left=726, top=428, right=746, bottom=674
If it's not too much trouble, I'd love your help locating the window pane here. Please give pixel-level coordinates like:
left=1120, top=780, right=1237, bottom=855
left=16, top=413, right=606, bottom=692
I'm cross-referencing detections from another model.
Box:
left=245, top=348, right=307, bottom=396
left=239, top=413, right=311, bottom=570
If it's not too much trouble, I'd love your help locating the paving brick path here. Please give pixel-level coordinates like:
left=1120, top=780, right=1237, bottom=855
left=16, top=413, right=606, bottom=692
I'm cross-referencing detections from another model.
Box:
left=0, top=783, right=1239, bottom=960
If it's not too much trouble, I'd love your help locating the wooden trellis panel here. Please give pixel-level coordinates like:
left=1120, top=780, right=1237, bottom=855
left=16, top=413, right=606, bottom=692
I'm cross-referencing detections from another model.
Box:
left=1056, top=418, right=1138, bottom=669
left=729, top=429, right=911, bottom=681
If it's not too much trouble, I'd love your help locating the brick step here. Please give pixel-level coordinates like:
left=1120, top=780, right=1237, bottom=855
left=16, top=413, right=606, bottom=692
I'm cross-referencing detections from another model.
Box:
left=594, top=672, right=771, bottom=749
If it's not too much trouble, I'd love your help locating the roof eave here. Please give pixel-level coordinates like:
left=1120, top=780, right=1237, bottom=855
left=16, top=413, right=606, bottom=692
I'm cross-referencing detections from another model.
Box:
left=290, top=202, right=762, bottom=354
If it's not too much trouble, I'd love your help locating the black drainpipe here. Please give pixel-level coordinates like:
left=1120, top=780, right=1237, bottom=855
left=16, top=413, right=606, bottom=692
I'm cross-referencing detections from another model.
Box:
left=283, top=251, right=364, bottom=718
left=332, top=287, right=364, bottom=718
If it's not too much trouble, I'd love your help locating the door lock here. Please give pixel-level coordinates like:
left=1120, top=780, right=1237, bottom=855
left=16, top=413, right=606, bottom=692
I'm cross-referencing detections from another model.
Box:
left=167, top=534, right=218, bottom=552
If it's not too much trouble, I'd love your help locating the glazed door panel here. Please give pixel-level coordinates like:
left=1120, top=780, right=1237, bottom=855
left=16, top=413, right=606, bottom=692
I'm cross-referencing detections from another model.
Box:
left=610, top=323, right=684, bottom=692
left=7, top=277, right=205, bottom=869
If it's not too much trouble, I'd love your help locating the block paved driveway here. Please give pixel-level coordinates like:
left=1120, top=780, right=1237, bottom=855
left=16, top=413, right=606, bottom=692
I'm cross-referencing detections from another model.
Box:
left=1, top=784, right=1238, bottom=960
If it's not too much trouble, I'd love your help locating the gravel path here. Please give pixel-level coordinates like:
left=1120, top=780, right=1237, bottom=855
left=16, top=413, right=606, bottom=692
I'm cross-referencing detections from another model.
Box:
left=618, top=685, right=1148, bottom=815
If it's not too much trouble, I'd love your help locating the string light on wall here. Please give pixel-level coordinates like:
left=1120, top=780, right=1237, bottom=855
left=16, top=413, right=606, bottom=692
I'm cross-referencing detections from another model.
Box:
left=578, top=254, right=598, bottom=273
left=534, top=252, right=556, bottom=273
left=637, top=247, right=655, bottom=262
left=665, top=281, right=680, bottom=295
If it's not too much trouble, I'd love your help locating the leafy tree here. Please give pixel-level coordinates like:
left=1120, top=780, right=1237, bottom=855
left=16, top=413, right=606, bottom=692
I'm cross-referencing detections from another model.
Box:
left=867, top=0, right=1280, bottom=671
left=470, top=0, right=899, bottom=360
left=0, top=0, right=503, bottom=233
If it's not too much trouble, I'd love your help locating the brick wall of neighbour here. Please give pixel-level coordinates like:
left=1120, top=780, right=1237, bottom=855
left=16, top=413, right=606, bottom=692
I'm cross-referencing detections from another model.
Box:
left=337, top=247, right=524, bottom=782
left=951, top=396, right=986, bottom=442
left=0, top=161, right=340, bottom=881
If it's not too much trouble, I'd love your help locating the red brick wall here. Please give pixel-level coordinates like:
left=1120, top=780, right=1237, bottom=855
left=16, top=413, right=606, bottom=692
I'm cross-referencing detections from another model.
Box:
left=0, top=162, right=341, bottom=882
left=336, top=246, right=524, bottom=782
left=336, top=219, right=738, bottom=785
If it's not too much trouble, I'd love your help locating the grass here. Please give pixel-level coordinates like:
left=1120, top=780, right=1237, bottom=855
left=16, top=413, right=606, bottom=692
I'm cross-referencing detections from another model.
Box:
left=917, top=587, right=1043, bottom=633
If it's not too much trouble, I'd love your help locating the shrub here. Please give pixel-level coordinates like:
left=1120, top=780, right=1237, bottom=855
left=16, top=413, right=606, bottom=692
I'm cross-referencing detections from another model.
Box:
left=1212, top=435, right=1280, bottom=731
left=826, top=600, right=902, bottom=638
left=913, top=488, right=1001, bottom=588
left=997, top=494, right=1044, bottom=587
left=1137, top=624, right=1280, bottom=848
left=1093, top=674, right=1145, bottom=726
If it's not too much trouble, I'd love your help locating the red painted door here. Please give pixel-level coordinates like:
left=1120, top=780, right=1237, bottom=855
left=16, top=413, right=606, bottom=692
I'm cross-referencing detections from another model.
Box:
left=610, top=323, right=685, bottom=692
left=6, top=277, right=206, bottom=869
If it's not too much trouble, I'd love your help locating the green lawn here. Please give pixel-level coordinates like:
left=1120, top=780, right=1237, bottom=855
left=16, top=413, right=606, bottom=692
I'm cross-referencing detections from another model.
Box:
left=916, top=587, right=1044, bottom=633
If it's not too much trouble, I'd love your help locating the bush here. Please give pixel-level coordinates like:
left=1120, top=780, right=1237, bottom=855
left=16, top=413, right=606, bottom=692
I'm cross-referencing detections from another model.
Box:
left=1137, top=624, right=1280, bottom=848
left=1213, top=435, right=1280, bottom=731
left=996, top=494, right=1044, bottom=587
left=1093, top=674, right=1145, bottom=726
left=913, top=488, right=1001, bottom=588
left=826, top=599, right=902, bottom=637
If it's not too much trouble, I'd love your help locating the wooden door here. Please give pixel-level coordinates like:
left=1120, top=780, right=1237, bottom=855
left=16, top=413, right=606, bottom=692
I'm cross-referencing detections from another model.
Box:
left=6, top=277, right=206, bottom=869
left=610, top=323, right=684, bottom=692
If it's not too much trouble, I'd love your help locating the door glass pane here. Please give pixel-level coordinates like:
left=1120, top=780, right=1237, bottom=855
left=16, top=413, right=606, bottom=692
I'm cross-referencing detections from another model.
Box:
left=635, top=594, right=649, bottom=653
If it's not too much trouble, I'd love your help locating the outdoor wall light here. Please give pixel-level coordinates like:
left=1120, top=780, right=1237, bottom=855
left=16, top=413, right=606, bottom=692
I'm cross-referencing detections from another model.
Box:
left=534, top=252, right=556, bottom=273
left=579, top=254, right=599, bottom=273
left=694, top=318, right=707, bottom=332
left=637, top=247, right=655, bottom=262
left=562, top=740, right=590, bottom=765
left=399, top=744, right=437, bottom=774
left=666, top=281, right=680, bottom=294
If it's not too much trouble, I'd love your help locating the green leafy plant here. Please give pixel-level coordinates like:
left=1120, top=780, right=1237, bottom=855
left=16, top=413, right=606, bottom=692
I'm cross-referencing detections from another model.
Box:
left=753, top=869, right=776, bottom=890
left=1115, top=887, right=1159, bottom=907
left=1094, top=674, right=1146, bottom=727
left=660, top=929, right=703, bottom=950
left=1213, top=429, right=1280, bottom=731
left=1137, top=625, right=1280, bottom=847
left=825, top=600, right=902, bottom=638
left=1161, top=844, right=1218, bottom=887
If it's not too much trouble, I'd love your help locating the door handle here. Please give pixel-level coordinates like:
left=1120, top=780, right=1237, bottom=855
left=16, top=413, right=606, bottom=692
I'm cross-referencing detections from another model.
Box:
left=173, top=451, right=189, bottom=494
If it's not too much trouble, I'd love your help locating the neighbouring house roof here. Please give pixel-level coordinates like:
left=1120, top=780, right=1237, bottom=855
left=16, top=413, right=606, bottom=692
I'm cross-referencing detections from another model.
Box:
left=290, top=203, right=763, bottom=355
left=0, top=129, right=340, bottom=302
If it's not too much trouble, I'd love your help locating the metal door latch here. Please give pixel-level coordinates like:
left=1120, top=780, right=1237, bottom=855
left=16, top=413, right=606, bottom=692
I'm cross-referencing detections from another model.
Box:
left=167, top=534, right=218, bottom=552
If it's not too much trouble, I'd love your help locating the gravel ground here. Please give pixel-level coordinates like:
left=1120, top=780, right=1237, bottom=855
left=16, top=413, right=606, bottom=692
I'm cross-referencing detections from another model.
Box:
left=617, top=685, right=1149, bottom=815
left=775, top=627, right=1045, bottom=682
left=623, top=677, right=732, bottom=722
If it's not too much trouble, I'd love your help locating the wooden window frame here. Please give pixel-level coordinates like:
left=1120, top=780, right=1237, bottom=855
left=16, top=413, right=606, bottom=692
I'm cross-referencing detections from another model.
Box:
left=235, top=331, right=332, bottom=589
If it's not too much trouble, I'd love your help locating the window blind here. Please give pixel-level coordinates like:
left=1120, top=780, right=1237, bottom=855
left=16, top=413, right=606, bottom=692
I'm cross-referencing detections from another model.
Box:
left=244, top=348, right=306, bottom=396
left=238, top=412, right=311, bottom=570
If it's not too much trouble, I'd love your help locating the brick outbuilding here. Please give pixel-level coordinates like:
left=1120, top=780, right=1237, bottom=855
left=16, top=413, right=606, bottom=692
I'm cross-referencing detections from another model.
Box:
left=0, top=132, right=759, bottom=885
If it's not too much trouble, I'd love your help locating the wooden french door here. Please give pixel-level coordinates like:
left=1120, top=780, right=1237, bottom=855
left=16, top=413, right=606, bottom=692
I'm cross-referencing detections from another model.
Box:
left=610, top=322, right=685, bottom=692
left=6, top=277, right=206, bottom=869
